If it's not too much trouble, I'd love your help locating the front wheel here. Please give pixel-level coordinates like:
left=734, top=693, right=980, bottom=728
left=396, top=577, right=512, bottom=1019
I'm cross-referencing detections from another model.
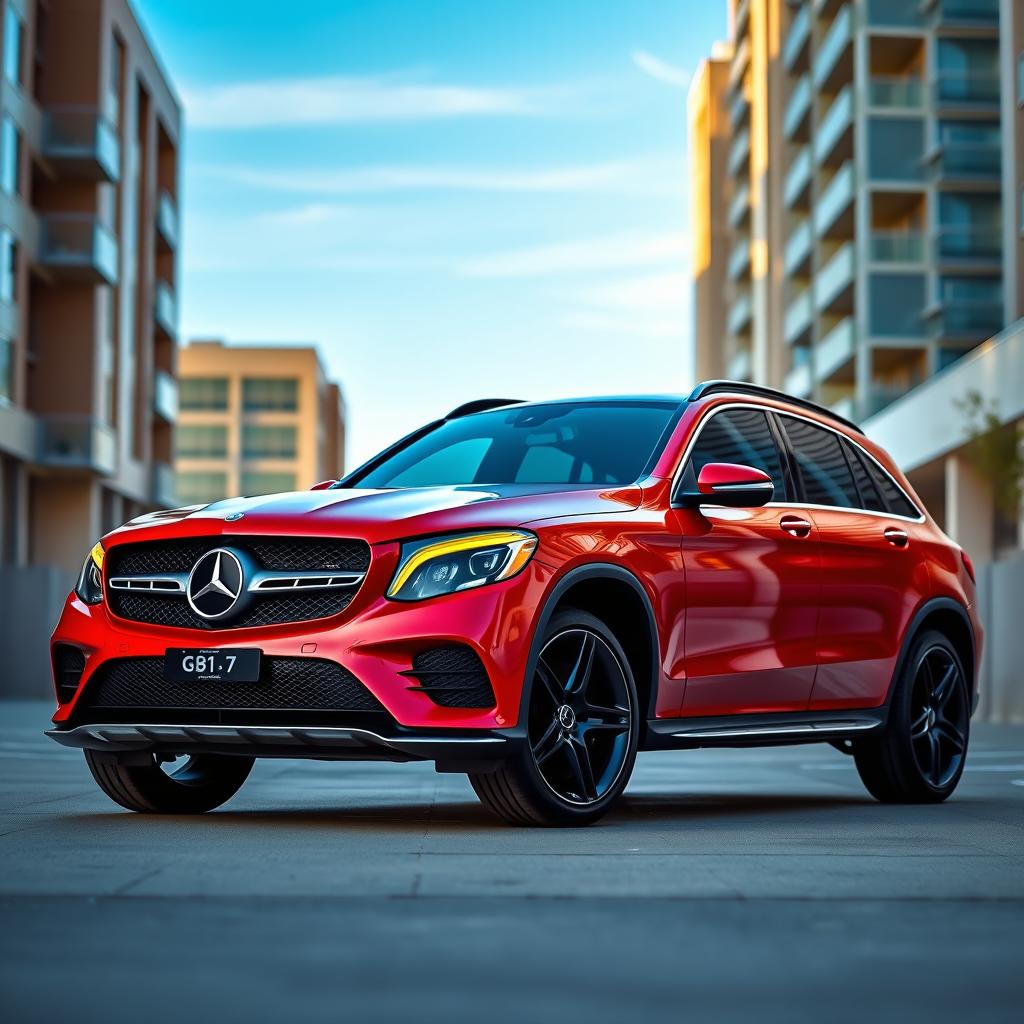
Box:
left=854, top=630, right=970, bottom=803
left=85, top=749, right=254, bottom=813
left=470, top=608, right=639, bottom=826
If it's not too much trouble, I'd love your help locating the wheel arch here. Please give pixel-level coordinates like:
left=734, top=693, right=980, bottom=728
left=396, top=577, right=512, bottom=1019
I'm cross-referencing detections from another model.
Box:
left=516, top=563, right=661, bottom=729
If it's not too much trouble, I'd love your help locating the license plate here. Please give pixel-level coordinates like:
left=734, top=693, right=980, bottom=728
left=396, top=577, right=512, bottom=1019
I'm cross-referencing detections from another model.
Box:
left=164, top=648, right=261, bottom=683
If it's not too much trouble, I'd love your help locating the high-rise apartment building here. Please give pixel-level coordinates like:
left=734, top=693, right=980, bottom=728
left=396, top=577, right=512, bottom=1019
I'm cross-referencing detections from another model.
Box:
left=693, top=0, right=1005, bottom=423
left=176, top=340, right=346, bottom=505
left=1002, top=0, right=1023, bottom=324
left=0, top=0, right=181, bottom=577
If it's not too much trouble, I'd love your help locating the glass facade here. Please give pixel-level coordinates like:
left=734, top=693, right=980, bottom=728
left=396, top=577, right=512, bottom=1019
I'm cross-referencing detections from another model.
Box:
left=177, top=424, right=229, bottom=459
left=0, top=336, right=11, bottom=403
left=3, top=6, right=22, bottom=86
left=176, top=470, right=228, bottom=505
left=242, top=377, right=299, bottom=412
left=935, top=39, right=999, bottom=104
left=180, top=377, right=229, bottom=411
left=0, top=229, right=17, bottom=304
left=869, top=273, right=927, bottom=337
left=868, top=118, right=924, bottom=181
left=240, top=471, right=297, bottom=494
left=1, top=115, right=19, bottom=195
left=242, top=424, right=297, bottom=459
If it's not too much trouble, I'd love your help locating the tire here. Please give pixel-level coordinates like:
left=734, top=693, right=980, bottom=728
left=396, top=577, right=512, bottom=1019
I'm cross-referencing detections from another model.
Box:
left=854, top=629, right=970, bottom=804
left=85, top=749, right=254, bottom=814
left=470, top=608, right=640, bottom=827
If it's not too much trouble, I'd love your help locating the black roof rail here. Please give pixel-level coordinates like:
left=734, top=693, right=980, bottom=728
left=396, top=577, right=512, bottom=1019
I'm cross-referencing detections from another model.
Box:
left=445, top=398, right=525, bottom=419
left=687, top=380, right=863, bottom=435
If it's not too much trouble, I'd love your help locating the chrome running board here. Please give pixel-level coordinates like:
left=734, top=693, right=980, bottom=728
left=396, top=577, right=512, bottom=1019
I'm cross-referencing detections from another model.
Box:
left=670, top=718, right=881, bottom=740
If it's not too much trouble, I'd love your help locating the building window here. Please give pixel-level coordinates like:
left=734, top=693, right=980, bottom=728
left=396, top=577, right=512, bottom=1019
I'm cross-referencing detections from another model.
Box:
left=0, top=229, right=17, bottom=305
left=242, top=378, right=299, bottom=412
left=176, top=470, right=228, bottom=505
left=869, top=273, right=926, bottom=337
left=936, top=39, right=999, bottom=104
left=240, top=471, right=296, bottom=495
left=242, top=424, right=297, bottom=459
left=1, top=116, right=19, bottom=195
left=868, top=117, right=924, bottom=181
left=0, top=336, right=12, bottom=404
left=3, top=6, right=22, bottom=87
left=177, top=424, right=229, bottom=459
left=179, top=377, right=229, bottom=411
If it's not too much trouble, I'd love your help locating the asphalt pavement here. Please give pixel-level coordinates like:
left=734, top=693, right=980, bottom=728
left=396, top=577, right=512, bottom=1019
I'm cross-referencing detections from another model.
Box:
left=1, top=700, right=1022, bottom=1023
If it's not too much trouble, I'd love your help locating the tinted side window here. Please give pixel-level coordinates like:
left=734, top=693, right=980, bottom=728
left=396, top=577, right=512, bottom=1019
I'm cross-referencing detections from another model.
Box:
left=844, top=440, right=886, bottom=513
left=862, top=454, right=919, bottom=519
left=683, top=408, right=787, bottom=500
left=781, top=416, right=859, bottom=508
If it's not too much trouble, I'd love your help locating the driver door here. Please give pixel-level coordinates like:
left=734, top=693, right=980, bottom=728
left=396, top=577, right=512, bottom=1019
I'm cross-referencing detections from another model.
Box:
left=675, top=406, right=820, bottom=716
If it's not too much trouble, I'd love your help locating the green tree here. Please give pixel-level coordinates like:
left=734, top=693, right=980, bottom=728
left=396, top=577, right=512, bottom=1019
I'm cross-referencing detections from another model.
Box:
left=955, top=390, right=1024, bottom=520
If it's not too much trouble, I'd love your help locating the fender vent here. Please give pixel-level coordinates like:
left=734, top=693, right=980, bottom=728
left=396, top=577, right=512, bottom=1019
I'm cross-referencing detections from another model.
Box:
left=407, top=646, right=495, bottom=709
left=53, top=644, right=87, bottom=703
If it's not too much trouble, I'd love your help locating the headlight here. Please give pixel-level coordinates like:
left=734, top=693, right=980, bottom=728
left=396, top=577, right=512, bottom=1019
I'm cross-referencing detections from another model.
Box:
left=387, top=530, right=538, bottom=602
left=75, top=542, right=105, bottom=605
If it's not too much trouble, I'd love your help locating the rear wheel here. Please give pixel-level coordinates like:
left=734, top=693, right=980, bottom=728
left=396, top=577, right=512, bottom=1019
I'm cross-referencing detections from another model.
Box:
left=85, top=749, right=254, bottom=813
left=470, top=608, right=639, bottom=826
left=854, top=630, right=970, bottom=803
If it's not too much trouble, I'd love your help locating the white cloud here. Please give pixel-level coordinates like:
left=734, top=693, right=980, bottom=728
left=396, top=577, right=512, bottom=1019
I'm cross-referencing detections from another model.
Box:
left=182, top=73, right=572, bottom=128
left=460, top=231, right=686, bottom=278
left=631, top=50, right=691, bottom=88
left=561, top=269, right=690, bottom=342
left=200, top=157, right=676, bottom=196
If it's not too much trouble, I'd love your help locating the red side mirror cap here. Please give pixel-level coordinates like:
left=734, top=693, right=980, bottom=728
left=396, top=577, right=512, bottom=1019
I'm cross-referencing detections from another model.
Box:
left=309, top=480, right=338, bottom=491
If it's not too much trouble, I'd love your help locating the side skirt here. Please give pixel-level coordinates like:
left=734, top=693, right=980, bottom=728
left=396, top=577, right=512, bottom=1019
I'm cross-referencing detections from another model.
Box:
left=642, top=708, right=888, bottom=750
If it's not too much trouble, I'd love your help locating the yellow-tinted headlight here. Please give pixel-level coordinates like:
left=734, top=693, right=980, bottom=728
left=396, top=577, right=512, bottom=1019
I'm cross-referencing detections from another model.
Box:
left=75, top=542, right=105, bottom=605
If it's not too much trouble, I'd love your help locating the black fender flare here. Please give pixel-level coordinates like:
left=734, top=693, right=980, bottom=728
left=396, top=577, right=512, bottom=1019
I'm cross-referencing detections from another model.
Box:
left=883, top=596, right=977, bottom=712
left=510, top=562, right=662, bottom=734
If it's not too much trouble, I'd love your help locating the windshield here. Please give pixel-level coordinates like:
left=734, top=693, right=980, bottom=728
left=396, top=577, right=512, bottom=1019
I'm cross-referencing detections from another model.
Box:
left=349, top=401, right=679, bottom=489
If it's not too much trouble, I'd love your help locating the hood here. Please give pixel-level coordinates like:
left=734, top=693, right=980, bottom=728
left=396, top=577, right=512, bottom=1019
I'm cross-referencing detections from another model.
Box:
left=106, top=483, right=644, bottom=549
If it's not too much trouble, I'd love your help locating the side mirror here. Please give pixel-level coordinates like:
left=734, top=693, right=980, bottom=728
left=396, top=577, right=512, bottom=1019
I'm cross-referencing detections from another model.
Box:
left=677, top=462, right=774, bottom=508
left=309, top=480, right=338, bottom=490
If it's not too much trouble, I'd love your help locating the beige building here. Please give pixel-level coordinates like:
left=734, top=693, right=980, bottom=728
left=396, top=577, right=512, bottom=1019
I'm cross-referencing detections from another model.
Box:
left=176, top=340, right=346, bottom=505
left=0, top=0, right=181, bottom=576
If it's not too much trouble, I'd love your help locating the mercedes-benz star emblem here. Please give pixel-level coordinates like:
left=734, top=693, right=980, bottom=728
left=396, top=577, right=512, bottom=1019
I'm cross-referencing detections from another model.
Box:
left=187, top=549, right=244, bottom=620
left=224, top=512, right=244, bottom=522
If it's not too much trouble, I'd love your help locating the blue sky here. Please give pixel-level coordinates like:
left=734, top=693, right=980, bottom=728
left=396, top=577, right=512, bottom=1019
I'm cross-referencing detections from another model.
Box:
left=134, top=0, right=727, bottom=467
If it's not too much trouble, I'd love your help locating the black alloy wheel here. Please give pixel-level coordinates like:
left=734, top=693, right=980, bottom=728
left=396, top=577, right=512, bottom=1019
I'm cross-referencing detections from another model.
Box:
left=470, top=608, right=639, bottom=826
left=907, top=644, right=969, bottom=789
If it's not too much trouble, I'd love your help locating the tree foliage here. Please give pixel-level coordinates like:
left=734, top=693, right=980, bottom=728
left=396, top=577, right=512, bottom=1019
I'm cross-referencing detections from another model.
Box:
left=955, top=390, right=1023, bottom=520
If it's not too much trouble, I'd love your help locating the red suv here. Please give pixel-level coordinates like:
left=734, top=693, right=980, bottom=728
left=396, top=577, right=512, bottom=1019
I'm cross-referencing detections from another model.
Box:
left=48, top=383, right=981, bottom=826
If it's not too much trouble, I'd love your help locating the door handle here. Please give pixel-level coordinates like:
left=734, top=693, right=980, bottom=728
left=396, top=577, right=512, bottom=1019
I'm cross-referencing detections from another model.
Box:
left=884, top=526, right=909, bottom=548
left=780, top=514, right=812, bottom=538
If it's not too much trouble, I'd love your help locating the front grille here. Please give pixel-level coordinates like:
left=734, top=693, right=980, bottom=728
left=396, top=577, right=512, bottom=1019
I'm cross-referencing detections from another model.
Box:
left=53, top=644, right=86, bottom=703
left=79, top=656, right=385, bottom=713
left=409, top=646, right=495, bottom=709
left=106, top=536, right=371, bottom=630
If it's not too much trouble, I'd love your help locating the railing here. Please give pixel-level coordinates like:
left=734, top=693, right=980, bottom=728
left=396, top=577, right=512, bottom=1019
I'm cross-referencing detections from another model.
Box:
left=729, top=36, right=751, bottom=90
left=153, top=368, right=178, bottom=421
left=42, top=106, right=120, bottom=181
left=868, top=77, right=924, bottom=109
left=728, top=239, right=751, bottom=280
left=728, top=290, right=753, bottom=335
left=928, top=143, right=1001, bottom=181
left=727, top=347, right=752, bottom=382
left=928, top=0, right=999, bottom=26
left=783, top=73, right=812, bottom=140
left=815, top=161, right=854, bottom=236
left=784, top=219, right=812, bottom=275
left=870, top=230, right=925, bottom=263
left=816, top=317, right=856, bottom=381
left=727, top=127, right=751, bottom=176
left=37, top=416, right=117, bottom=475
left=866, top=0, right=922, bottom=27
left=0, top=336, right=11, bottom=404
left=815, top=85, right=853, bottom=164
left=782, top=2, right=811, bottom=71
left=861, top=386, right=914, bottom=420
left=784, top=289, right=813, bottom=344
left=934, top=72, right=1000, bottom=106
left=154, top=281, right=178, bottom=336
left=784, top=360, right=812, bottom=399
left=815, top=241, right=855, bottom=311
left=156, top=191, right=178, bottom=248
left=784, top=145, right=812, bottom=207
left=931, top=301, right=1004, bottom=337
left=934, top=226, right=1002, bottom=264
left=728, top=182, right=750, bottom=227
left=813, top=5, right=852, bottom=88
left=39, top=215, right=119, bottom=284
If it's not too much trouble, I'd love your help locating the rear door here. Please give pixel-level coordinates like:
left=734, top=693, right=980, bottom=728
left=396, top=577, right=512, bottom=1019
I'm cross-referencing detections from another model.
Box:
left=777, top=414, right=928, bottom=710
left=677, top=406, right=820, bottom=716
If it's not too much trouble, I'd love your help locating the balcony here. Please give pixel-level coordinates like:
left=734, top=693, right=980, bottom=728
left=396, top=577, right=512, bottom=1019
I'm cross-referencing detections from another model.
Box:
left=728, top=181, right=750, bottom=229
left=727, top=128, right=751, bottom=176
left=926, top=142, right=1001, bottom=183
left=814, top=161, right=855, bottom=238
left=42, top=107, right=120, bottom=182
left=729, top=36, right=751, bottom=93
left=929, top=301, right=1004, bottom=339
left=153, top=368, right=178, bottom=422
left=784, top=360, right=813, bottom=399
left=39, top=216, right=118, bottom=285
left=783, top=74, right=812, bottom=141
left=866, top=0, right=923, bottom=27
left=729, top=89, right=750, bottom=132
left=869, top=230, right=925, bottom=264
left=784, top=145, right=812, bottom=208
left=784, top=289, right=813, bottom=346
left=154, top=281, right=178, bottom=338
left=813, top=5, right=853, bottom=91
left=934, top=73, right=1000, bottom=108
left=867, top=77, right=924, bottom=110
left=783, top=3, right=811, bottom=72
left=727, top=347, right=752, bottom=382
left=735, top=0, right=750, bottom=37
left=727, top=239, right=751, bottom=281
left=37, top=416, right=116, bottom=475
left=152, top=462, right=178, bottom=508
left=156, top=191, right=178, bottom=250
left=829, top=394, right=856, bottom=422
left=728, top=290, right=753, bottom=335
left=815, top=85, right=854, bottom=166
left=784, top=219, right=812, bottom=276
left=815, top=241, right=855, bottom=314
left=934, top=227, right=1001, bottom=266
left=861, top=386, right=911, bottom=420
left=815, top=317, right=856, bottom=382
left=926, top=0, right=999, bottom=27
